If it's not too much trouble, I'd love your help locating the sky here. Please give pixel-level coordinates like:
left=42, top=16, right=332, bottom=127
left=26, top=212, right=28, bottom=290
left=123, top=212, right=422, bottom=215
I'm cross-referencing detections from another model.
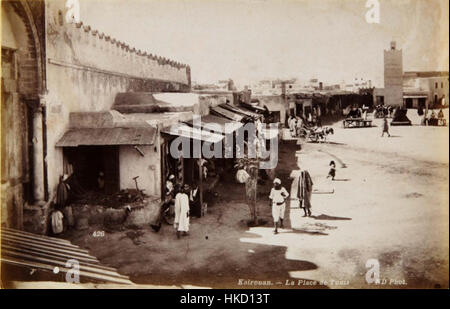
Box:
left=79, top=0, right=449, bottom=87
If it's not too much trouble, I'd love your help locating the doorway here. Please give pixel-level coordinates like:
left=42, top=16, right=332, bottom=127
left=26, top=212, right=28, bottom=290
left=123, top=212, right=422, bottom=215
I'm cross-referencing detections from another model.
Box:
left=63, top=146, right=120, bottom=194
left=405, top=98, right=413, bottom=108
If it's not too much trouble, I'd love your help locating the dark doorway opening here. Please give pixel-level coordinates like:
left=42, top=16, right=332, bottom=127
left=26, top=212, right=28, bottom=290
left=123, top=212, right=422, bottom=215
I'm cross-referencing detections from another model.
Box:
left=295, top=103, right=303, bottom=117
left=418, top=98, right=426, bottom=109
left=405, top=98, right=413, bottom=108
left=63, top=146, right=120, bottom=194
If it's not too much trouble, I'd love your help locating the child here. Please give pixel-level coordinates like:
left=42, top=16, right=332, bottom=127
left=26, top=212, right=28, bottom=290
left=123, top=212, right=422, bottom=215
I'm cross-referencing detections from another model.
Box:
left=381, top=116, right=390, bottom=137
left=327, top=160, right=336, bottom=180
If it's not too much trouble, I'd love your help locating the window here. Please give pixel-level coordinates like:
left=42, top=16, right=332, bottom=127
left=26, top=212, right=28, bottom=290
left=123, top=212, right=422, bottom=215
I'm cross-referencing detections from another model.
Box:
left=442, top=82, right=444, bottom=88
left=435, top=82, right=438, bottom=89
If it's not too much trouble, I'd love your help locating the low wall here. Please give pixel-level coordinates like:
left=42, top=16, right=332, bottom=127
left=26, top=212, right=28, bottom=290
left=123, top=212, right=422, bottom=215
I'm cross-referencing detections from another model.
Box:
left=119, top=145, right=161, bottom=197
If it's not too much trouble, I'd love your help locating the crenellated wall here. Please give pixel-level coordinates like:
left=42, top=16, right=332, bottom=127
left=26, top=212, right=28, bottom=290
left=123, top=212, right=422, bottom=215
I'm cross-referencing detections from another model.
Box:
left=45, top=0, right=190, bottom=86
left=44, top=0, right=191, bottom=199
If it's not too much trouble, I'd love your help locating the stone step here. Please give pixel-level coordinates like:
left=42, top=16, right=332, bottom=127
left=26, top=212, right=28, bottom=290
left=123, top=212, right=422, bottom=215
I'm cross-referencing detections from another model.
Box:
left=23, top=202, right=49, bottom=235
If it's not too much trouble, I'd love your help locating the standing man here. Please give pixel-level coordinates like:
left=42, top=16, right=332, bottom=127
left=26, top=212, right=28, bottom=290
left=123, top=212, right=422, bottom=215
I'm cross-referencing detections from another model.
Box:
left=189, top=182, right=201, bottom=218
left=174, top=184, right=190, bottom=238
left=269, top=178, right=289, bottom=234
left=288, top=115, right=296, bottom=137
left=298, top=169, right=313, bottom=217
left=295, top=116, right=304, bottom=137
left=381, top=116, right=390, bottom=137
left=166, top=174, right=176, bottom=198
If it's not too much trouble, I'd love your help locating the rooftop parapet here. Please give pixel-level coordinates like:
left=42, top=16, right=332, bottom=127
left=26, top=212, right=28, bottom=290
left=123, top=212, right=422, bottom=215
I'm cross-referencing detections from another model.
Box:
left=46, top=2, right=190, bottom=86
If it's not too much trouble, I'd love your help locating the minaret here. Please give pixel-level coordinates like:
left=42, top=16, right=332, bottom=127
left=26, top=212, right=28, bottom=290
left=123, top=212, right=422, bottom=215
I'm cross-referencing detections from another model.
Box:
left=383, top=41, right=403, bottom=107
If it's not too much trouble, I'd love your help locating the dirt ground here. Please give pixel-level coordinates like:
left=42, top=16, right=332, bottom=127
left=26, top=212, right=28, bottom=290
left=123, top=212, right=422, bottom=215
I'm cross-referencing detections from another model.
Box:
left=63, top=109, right=449, bottom=289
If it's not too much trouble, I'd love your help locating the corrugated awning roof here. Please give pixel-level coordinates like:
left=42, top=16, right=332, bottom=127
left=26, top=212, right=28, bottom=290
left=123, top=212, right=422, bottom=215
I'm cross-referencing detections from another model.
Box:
left=220, top=103, right=262, bottom=119
left=403, top=95, right=428, bottom=99
left=1, top=227, right=133, bottom=284
left=240, top=102, right=266, bottom=113
left=184, top=115, right=243, bottom=135
left=55, top=127, right=156, bottom=147
left=161, top=123, right=224, bottom=144
left=113, top=92, right=197, bottom=114
left=210, top=106, right=244, bottom=122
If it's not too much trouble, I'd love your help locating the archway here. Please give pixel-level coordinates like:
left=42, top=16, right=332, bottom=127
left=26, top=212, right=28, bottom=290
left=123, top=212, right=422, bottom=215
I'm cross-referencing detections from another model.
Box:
left=1, top=0, right=46, bottom=229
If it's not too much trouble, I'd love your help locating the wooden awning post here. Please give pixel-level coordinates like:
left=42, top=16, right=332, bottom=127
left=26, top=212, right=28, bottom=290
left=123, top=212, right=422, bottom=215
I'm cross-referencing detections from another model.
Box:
left=198, top=157, right=203, bottom=214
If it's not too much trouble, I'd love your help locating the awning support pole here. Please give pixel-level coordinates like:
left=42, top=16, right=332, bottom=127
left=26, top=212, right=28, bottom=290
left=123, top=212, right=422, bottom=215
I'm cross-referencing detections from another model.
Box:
left=198, top=157, right=203, bottom=215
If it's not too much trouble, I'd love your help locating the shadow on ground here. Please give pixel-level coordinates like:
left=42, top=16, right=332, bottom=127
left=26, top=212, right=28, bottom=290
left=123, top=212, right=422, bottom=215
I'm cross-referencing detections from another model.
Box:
left=311, top=214, right=352, bottom=221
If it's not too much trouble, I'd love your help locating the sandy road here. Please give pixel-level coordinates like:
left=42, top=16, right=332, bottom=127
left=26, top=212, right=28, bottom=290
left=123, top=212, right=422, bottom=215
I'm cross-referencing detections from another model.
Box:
left=61, top=113, right=448, bottom=289
left=278, top=117, right=449, bottom=288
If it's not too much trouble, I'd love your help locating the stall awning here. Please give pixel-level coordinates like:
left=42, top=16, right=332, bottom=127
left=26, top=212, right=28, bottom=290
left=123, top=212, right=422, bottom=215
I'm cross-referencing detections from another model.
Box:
left=210, top=106, right=244, bottom=122
left=55, top=127, right=157, bottom=147
left=240, top=102, right=266, bottom=113
left=184, top=115, right=243, bottom=135
left=161, top=123, right=225, bottom=143
left=403, top=95, right=428, bottom=99
left=219, top=103, right=262, bottom=119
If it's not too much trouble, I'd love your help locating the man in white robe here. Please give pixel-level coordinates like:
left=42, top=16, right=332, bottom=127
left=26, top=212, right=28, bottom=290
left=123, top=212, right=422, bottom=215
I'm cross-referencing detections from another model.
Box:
left=269, top=178, right=289, bottom=234
left=174, top=184, right=190, bottom=238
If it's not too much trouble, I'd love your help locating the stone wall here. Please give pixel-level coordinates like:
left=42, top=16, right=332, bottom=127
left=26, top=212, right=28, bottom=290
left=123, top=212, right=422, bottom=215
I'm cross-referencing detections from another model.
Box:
left=253, top=95, right=287, bottom=124
left=2, top=1, right=45, bottom=100
left=119, top=144, right=162, bottom=198
left=1, top=2, right=38, bottom=229
left=44, top=0, right=192, bottom=198
left=46, top=0, right=190, bottom=86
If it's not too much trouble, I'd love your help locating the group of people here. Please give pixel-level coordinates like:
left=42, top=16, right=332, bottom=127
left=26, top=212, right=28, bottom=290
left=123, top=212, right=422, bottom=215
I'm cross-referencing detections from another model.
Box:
left=287, top=115, right=306, bottom=137
left=268, top=168, right=314, bottom=234
left=288, top=115, right=322, bottom=138
left=420, top=108, right=446, bottom=126
left=375, top=105, right=394, bottom=118
left=346, top=105, right=369, bottom=120
left=158, top=174, right=202, bottom=239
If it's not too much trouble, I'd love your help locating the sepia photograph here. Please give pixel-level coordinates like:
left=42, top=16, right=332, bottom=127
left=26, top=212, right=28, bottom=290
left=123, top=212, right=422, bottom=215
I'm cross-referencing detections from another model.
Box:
left=0, top=0, right=448, bottom=292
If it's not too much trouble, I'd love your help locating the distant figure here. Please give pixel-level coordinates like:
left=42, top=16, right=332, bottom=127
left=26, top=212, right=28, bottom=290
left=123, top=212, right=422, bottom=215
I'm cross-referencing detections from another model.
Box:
left=312, top=114, right=317, bottom=126
left=422, top=114, right=428, bottom=126
left=388, top=106, right=394, bottom=117
left=289, top=116, right=297, bottom=137
left=316, top=116, right=322, bottom=127
left=327, top=161, right=336, bottom=180
left=174, top=184, right=190, bottom=238
left=255, top=118, right=263, bottom=136
left=298, top=169, right=313, bottom=217
left=381, top=116, right=390, bottom=137
left=295, top=116, right=303, bottom=136
left=97, top=172, right=105, bottom=191
left=430, top=110, right=436, bottom=119
left=438, top=109, right=444, bottom=119
left=362, top=105, right=368, bottom=119
left=287, top=115, right=293, bottom=127
left=56, top=175, right=70, bottom=208
left=418, top=106, right=424, bottom=116
left=166, top=174, right=175, bottom=198
left=51, top=209, right=64, bottom=235
left=189, top=183, right=201, bottom=218
left=269, top=178, right=289, bottom=234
